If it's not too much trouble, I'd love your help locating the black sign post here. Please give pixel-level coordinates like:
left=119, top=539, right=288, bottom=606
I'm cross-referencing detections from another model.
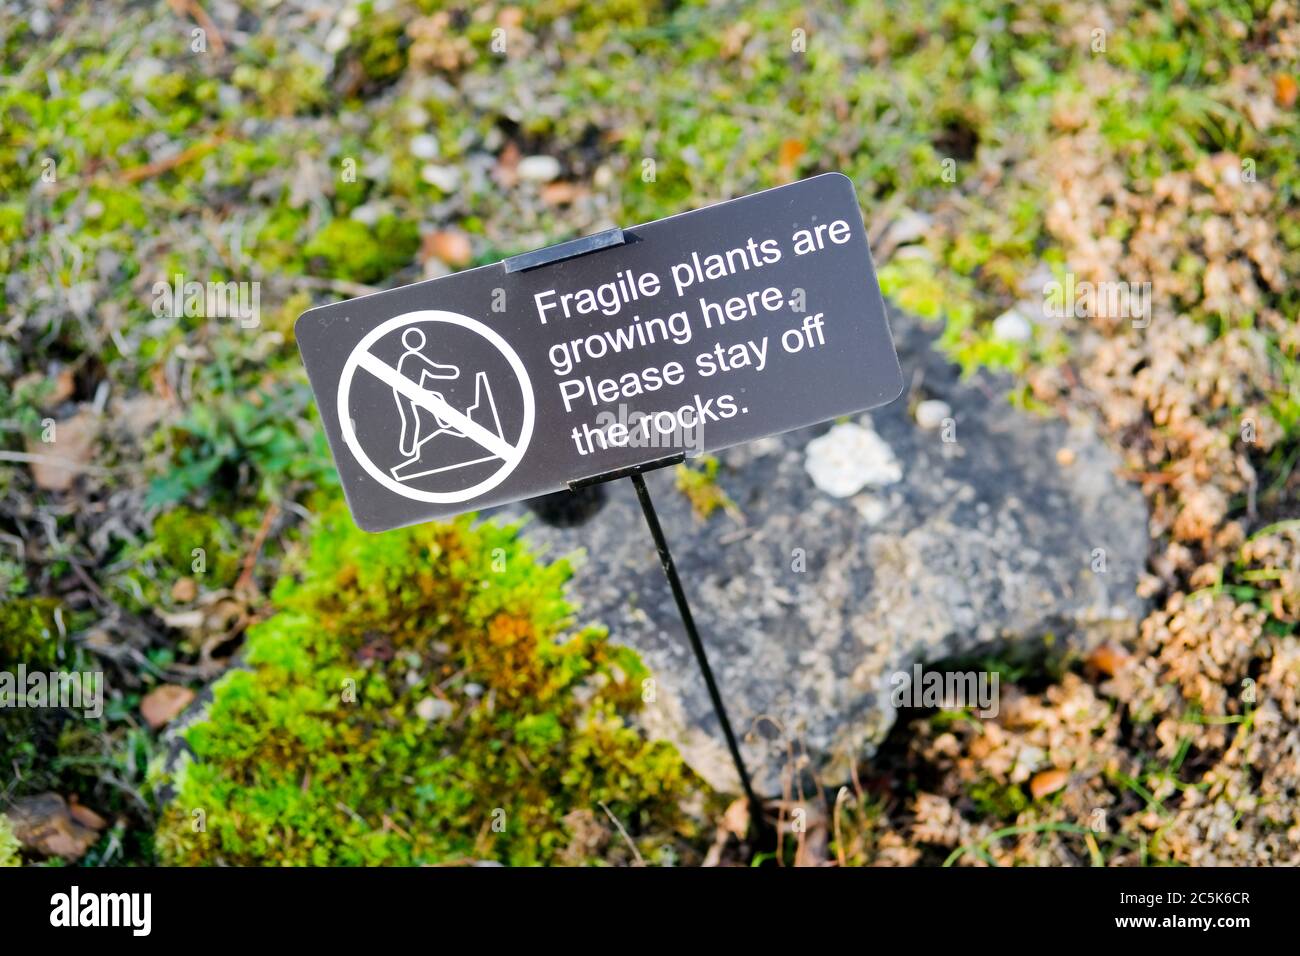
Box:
left=629, top=465, right=764, bottom=826
left=296, top=173, right=904, bottom=836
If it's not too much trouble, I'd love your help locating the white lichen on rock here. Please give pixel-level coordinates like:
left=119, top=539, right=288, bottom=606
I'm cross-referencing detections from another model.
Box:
left=804, top=421, right=903, bottom=498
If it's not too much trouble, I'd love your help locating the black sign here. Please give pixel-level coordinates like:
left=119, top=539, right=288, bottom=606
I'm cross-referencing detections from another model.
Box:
left=296, top=173, right=903, bottom=532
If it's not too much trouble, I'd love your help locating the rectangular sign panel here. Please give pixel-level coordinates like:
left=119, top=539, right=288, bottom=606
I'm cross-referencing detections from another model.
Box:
left=296, top=172, right=903, bottom=532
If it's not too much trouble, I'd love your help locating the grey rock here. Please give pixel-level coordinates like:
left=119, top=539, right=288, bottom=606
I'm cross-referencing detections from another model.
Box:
left=499, top=309, right=1148, bottom=796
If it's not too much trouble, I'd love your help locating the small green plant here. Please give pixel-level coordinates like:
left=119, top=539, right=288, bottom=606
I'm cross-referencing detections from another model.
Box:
left=967, top=776, right=1030, bottom=821
left=108, top=507, right=245, bottom=616
left=154, top=503, right=704, bottom=865
left=0, top=598, right=104, bottom=806
left=829, top=788, right=890, bottom=866
left=0, top=815, right=20, bottom=867
left=147, top=384, right=333, bottom=507
left=0, top=596, right=64, bottom=671
left=674, top=455, right=738, bottom=521
left=302, top=216, right=419, bottom=284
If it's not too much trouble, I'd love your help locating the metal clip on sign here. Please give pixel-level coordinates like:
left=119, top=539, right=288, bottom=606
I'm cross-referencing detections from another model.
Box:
left=505, top=231, right=766, bottom=833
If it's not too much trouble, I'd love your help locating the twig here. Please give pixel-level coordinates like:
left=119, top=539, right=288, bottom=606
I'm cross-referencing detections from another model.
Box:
left=1119, top=469, right=1178, bottom=484
left=0, top=449, right=114, bottom=476
left=293, top=274, right=384, bottom=299
left=335, top=802, right=368, bottom=828
left=598, top=801, right=645, bottom=866
left=832, top=786, right=851, bottom=868
left=166, top=0, right=226, bottom=55
left=381, top=815, right=414, bottom=843
left=66, top=560, right=171, bottom=659
left=235, top=501, right=280, bottom=593
left=116, top=133, right=229, bottom=184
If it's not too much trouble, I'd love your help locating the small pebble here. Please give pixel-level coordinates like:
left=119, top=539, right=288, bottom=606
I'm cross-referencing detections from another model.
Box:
left=420, top=164, right=460, bottom=192
left=425, top=230, right=472, bottom=267
left=517, top=155, right=561, bottom=183
left=992, top=307, right=1033, bottom=342
left=415, top=697, right=453, bottom=722
left=409, top=134, right=439, bottom=160
left=350, top=202, right=382, bottom=227
left=886, top=208, right=932, bottom=246
left=915, top=399, right=951, bottom=430
left=325, top=25, right=351, bottom=54
left=1030, top=768, right=1070, bottom=800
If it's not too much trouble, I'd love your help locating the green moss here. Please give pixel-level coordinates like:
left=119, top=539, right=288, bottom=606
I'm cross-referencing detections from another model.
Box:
left=303, top=216, right=420, bottom=284
left=674, top=456, right=737, bottom=521
left=0, top=815, right=19, bottom=867
left=0, top=598, right=92, bottom=802
left=157, top=510, right=240, bottom=583
left=146, top=380, right=335, bottom=509
left=348, top=5, right=409, bottom=90
left=968, top=777, right=1030, bottom=820
left=110, top=508, right=244, bottom=614
left=154, top=504, right=703, bottom=866
left=0, top=597, right=65, bottom=670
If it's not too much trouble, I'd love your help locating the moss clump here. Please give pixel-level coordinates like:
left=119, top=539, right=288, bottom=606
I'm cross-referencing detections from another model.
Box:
left=108, top=507, right=244, bottom=617
left=154, top=505, right=702, bottom=865
left=0, top=596, right=64, bottom=669
left=348, top=6, right=409, bottom=91
left=967, top=777, right=1030, bottom=821
left=0, top=598, right=91, bottom=800
left=0, top=815, right=20, bottom=866
left=303, top=216, right=419, bottom=284
left=674, top=455, right=738, bottom=521
left=152, top=508, right=238, bottom=575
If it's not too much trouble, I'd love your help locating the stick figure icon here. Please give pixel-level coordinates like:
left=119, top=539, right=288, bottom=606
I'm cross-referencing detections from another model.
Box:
left=393, top=326, right=463, bottom=458
left=382, top=321, right=510, bottom=483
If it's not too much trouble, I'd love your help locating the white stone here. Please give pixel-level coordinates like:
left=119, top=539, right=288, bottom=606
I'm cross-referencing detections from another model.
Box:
left=886, top=208, right=932, bottom=246
left=804, top=421, right=903, bottom=498
left=409, top=134, right=439, bottom=160
left=324, top=26, right=351, bottom=54
left=350, top=202, right=382, bottom=226
left=131, top=58, right=165, bottom=91
left=420, top=164, right=460, bottom=192
left=915, top=399, right=951, bottom=430
left=992, top=307, right=1033, bottom=342
left=517, top=155, right=562, bottom=183
left=415, top=697, right=453, bottom=722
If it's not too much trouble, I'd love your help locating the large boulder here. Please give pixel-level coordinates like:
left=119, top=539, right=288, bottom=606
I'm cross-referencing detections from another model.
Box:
left=503, top=309, right=1148, bottom=795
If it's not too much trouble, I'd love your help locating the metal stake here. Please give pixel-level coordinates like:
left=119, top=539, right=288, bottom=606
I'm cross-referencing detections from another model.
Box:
left=628, top=470, right=765, bottom=832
